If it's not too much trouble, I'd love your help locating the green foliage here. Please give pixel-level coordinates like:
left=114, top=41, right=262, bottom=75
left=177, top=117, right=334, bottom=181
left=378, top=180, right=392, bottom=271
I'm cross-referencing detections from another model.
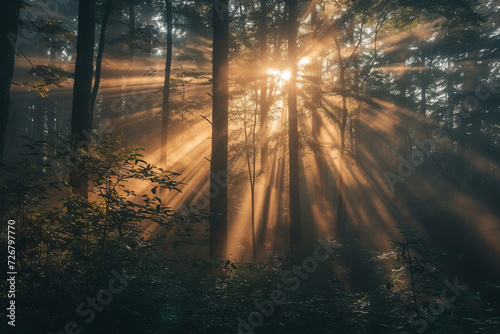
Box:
left=20, top=64, right=73, bottom=97
left=0, top=136, right=205, bottom=332
left=114, top=24, right=164, bottom=53
left=35, top=18, right=77, bottom=41
left=3, top=0, right=500, bottom=332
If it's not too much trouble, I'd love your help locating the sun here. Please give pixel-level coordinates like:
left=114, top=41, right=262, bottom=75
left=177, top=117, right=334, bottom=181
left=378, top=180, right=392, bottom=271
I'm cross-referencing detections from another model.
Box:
left=267, top=68, right=291, bottom=83
left=281, top=70, right=291, bottom=81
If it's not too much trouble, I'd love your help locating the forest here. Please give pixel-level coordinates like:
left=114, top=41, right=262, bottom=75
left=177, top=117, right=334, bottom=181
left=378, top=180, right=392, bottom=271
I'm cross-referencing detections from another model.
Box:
left=1, top=0, right=500, bottom=333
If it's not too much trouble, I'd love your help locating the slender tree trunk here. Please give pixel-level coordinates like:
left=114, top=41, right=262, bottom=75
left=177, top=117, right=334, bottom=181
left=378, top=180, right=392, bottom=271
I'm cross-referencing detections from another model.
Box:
left=454, top=54, right=477, bottom=190
left=120, top=0, right=136, bottom=141
left=35, top=96, right=45, bottom=164
left=350, top=115, right=353, bottom=153
left=396, top=74, right=409, bottom=163
left=349, top=20, right=361, bottom=163
left=466, top=54, right=487, bottom=197
left=310, top=4, right=319, bottom=139
left=310, top=3, right=326, bottom=201
left=0, top=0, right=22, bottom=168
left=420, top=52, right=427, bottom=115
left=129, top=0, right=136, bottom=43
left=288, top=0, right=301, bottom=252
left=259, top=0, right=269, bottom=171
left=445, top=58, right=454, bottom=191
left=90, top=0, right=114, bottom=122
left=243, top=89, right=257, bottom=262
left=210, top=0, right=229, bottom=261
left=46, top=45, right=57, bottom=156
left=69, top=0, right=97, bottom=196
left=161, top=0, right=173, bottom=171
left=333, top=31, right=347, bottom=239
left=257, top=0, right=273, bottom=260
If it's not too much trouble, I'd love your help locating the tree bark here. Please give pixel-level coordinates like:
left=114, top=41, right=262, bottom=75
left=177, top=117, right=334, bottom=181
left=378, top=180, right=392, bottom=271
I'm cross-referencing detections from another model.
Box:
left=466, top=53, right=487, bottom=198
left=90, top=0, right=114, bottom=122
left=46, top=44, right=57, bottom=157
left=0, top=0, right=22, bottom=168
left=288, top=0, right=301, bottom=252
left=333, top=31, right=347, bottom=239
left=348, top=19, right=361, bottom=163
left=310, top=3, right=326, bottom=201
left=69, top=0, right=96, bottom=196
left=259, top=0, right=269, bottom=171
left=129, top=0, right=136, bottom=42
left=210, top=0, right=229, bottom=261
left=420, top=51, right=427, bottom=115
left=161, top=0, right=173, bottom=170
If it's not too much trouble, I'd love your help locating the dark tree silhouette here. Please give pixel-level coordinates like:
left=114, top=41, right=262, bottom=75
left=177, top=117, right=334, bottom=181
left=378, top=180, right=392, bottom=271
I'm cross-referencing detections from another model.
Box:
left=69, top=0, right=97, bottom=196
left=259, top=0, right=269, bottom=171
left=210, top=0, right=229, bottom=261
left=161, top=0, right=173, bottom=170
left=0, top=0, right=22, bottom=168
left=288, top=0, right=301, bottom=252
left=90, top=0, right=114, bottom=121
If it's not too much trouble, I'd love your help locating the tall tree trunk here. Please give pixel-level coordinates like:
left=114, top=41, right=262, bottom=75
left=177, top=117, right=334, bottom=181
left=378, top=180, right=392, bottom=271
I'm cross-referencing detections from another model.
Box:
left=257, top=0, right=272, bottom=259
left=420, top=51, right=427, bottom=115
left=243, top=87, right=257, bottom=262
left=396, top=72, right=409, bottom=159
left=129, top=0, right=136, bottom=44
left=161, top=0, right=173, bottom=170
left=348, top=19, right=361, bottom=163
left=121, top=0, right=136, bottom=141
left=310, top=3, right=326, bottom=201
left=445, top=58, right=454, bottom=191
left=210, top=0, right=229, bottom=261
left=454, top=53, right=477, bottom=190
left=35, top=96, right=45, bottom=164
left=288, top=0, right=301, bottom=252
left=259, top=0, right=269, bottom=171
left=310, top=4, right=319, bottom=141
left=333, top=31, right=347, bottom=239
left=90, top=0, right=114, bottom=122
left=69, top=0, right=96, bottom=196
left=466, top=53, right=487, bottom=197
left=46, top=44, right=57, bottom=157
left=0, top=0, right=22, bottom=168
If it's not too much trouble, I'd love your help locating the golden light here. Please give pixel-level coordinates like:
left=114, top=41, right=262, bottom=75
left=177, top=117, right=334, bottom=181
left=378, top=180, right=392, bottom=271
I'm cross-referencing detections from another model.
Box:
left=267, top=68, right=291, bottom=82
left=266, top=68, right=280, bottom=77
left=281, top=70, right=291, bottom=81
left=298, top=56, right=310, bottom=66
